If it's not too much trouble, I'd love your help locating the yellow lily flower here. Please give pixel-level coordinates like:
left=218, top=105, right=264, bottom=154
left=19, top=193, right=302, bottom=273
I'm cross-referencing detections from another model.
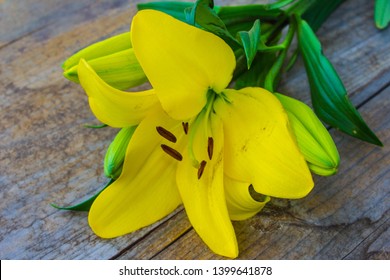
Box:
left=78, top=10, right=313, bottom=258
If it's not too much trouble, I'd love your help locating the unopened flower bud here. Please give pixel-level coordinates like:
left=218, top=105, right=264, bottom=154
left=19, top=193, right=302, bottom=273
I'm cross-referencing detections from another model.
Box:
left=62, top=32, right=147, bottom=90
left=104, top=126, right=136, bottom=179
left=276, top=93, right=340, bottom=176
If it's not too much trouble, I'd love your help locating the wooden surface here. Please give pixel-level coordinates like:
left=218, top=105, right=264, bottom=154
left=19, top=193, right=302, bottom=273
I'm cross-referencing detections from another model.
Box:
left=0, top=0, right=389, bottom=260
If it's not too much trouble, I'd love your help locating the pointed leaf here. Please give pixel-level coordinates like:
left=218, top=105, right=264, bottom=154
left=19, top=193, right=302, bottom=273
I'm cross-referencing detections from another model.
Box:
left=188, top=0, right=239, bottom=48
left=237, top=20, right=261, bottom=69
left=52, top=179, right=114, bottom=212
left=297, top=18, right=382, bottom=146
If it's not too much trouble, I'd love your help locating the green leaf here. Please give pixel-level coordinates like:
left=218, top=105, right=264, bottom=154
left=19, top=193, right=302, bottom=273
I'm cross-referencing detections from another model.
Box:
left=226, top=21, right=258, bottom=37
left=237, top=20, right=261, bottom=69
left=287, top=0, right=345, bottom=31
left=185, top=0, right=217, bottom=26
left=137, top=1, right=192, bottom=23
left=84, top=123, right=108, bottom=129
left=137, top=1, right=283, bottom=33
left=296, top=18, right=382, bottom=146
left=375, top=0, right=390, bottom=29
left=187, top=0, right=239, bottom=48
left=184, top=4, right=196, bottom=25
left=264, top=0, right=296, bottom=10
left=235, top=52, right=277, bottom=89
left=52, top=179, right=114, bottom=211
left=216, top=4, right=283, bottom=23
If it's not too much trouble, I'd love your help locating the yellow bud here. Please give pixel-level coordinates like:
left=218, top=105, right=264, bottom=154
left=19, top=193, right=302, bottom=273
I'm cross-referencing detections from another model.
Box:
left=276, top=93, right=340, bottom=176
left=104, top=126, right=136, bottom=179
left=62, top=32, right=147, bottom=90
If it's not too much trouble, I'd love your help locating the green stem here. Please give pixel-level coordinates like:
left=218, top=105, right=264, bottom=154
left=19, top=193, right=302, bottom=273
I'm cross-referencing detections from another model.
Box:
left=264, top=23, right=295, bottom=92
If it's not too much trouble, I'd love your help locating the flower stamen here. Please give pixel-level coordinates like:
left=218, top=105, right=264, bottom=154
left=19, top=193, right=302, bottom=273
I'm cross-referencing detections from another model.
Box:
left=161, top=144, right=183, bottom=161
left=207, top=137, right=214, bottom=160
left=197, top=160, right=207, bottom=179
left=156, top=126, right=177, bottom=143
left=182, top=122, right=189, bottom=135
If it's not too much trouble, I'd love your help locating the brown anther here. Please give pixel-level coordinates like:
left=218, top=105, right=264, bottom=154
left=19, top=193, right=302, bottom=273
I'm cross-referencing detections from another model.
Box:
left=182, top=122, right=189, bottom=135
left=161, top=144, right=183, bottom=161
left=197, top=160, right=207, bottom=179
left=156, top=126, right=177, bottom=143
left=207, top=137, right=214, bottom=160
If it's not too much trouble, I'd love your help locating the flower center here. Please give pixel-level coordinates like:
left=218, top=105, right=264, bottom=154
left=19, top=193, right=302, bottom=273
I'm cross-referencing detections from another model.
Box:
left=186, top=89, right=220, bottom=179
left=156, top=89, right=226, bottom=179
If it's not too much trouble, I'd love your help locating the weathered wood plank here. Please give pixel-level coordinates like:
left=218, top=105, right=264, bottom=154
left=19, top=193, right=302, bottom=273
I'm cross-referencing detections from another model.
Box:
left=344, top=219, right=390, bottom=259
left=0, top=0, right=388, bottom=260
left=114, top=207, right=191, bottom=260
left=0, top=0, right=134, bottom=48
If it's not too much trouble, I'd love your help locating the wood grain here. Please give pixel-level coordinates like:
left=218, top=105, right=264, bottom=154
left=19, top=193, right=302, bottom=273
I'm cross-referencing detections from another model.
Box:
left=0, top=0, right=388, bottom=259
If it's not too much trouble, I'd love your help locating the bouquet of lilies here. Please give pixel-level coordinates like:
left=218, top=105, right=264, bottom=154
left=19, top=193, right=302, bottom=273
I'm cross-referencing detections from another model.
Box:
left=57, top=0, right=388, bottom=258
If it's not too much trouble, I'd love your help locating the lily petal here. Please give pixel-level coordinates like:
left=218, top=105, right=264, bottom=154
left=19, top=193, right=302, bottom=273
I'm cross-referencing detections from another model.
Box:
left=88, top=106, right=182, bottom=237
left=131, top=10, right=235, bottom=120
left=224, top=176, right=270, bottom=221
left=214, top=87, right=313, bottom=199
left=176, top=114, right=238, bottom=258
left=78, top=59, right=158, bottom=128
